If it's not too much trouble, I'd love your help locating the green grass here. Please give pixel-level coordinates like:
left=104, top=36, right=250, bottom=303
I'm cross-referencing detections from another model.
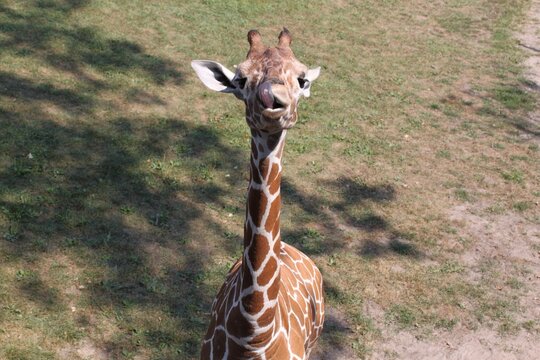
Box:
left=1, top=0, right=539, bottom=359
left=512, top=201, right=532, bottom=212
left=386, top=304, right=417, bottom=328
left=454, top=188, right=473, bottom=202
left=3, top=346, right=55, bottom=360
left=494, top=86, right=536, bottom=111
left=501, top=169, right=525, bottom=183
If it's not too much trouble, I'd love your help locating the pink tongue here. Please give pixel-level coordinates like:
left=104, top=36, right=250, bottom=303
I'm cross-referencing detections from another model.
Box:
left=258, top=82, right=274, bottom=109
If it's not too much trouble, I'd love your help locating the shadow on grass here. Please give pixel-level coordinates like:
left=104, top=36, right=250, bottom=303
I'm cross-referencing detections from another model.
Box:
left=0, top=2, right=354, bottom=359
left=281, top=175, right=422, bottom=358
left=0, top=1, right=219, bottom=358
left=1, top=108, right=256, bottom=356
left=282, top=176, right=423, bottom=260
left=0, top=114, right=245, bottom=356
left=477, top=83, right=540, bottom=137
left=0, top=0, right=182, bottom=95
left=0, top=2, right=418, bottom=358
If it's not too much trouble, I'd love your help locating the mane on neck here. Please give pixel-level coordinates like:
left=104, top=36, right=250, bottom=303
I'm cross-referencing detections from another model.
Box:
left=240, top=130, right=287, bottom=317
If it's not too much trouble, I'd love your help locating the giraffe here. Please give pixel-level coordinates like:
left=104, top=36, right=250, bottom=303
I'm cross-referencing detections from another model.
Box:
left=191, top=28, right=324, bottom=360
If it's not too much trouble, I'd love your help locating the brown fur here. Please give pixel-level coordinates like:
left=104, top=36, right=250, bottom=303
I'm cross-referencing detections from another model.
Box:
left=197, top=30, right=324, bottom=360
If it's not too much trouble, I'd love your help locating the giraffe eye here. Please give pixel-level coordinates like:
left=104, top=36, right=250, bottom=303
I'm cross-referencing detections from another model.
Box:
left=237, top=77, right=247, bottom=89
left=297, top=77, right=308, bottom=88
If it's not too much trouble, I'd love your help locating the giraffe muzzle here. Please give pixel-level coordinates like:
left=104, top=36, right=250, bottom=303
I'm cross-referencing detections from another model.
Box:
left=258, top=81, right=287, bottom=110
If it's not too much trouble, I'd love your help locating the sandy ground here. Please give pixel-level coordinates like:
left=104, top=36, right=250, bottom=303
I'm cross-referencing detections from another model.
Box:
left=366, top=203, right=540, bottom=360
left=517, top=0, right=540, bottom=135
left=517, top=0, right=540, bottom=89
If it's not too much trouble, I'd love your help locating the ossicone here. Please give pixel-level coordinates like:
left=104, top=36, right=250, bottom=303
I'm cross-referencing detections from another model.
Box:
left=247, top=29, right=264, bottom=58
left=278, top=27, right=292, bottom=48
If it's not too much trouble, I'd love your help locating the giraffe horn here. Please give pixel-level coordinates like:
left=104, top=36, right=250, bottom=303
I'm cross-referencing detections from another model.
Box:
left=278, top=27, right=291, bottom=48
left=247, top=29, right=264, bottom=58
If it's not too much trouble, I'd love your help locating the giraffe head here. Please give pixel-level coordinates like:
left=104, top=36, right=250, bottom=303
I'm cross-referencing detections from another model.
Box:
left=192, top=28, right=320, bottom=133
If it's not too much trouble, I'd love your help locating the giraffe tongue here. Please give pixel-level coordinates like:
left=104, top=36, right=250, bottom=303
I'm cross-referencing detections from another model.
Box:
left=258, top=82, right=275, bottom=109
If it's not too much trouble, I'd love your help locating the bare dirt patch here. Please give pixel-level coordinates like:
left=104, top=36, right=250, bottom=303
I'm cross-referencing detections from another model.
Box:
left=371, top=328, right=538, bottom=360
left=516, top=0, right=540, bottom=135
left=369, top=202, right=540, bottom=360
left=58, top=339, right=110, bottom=360
left=516, top=1, right=540, bottom=87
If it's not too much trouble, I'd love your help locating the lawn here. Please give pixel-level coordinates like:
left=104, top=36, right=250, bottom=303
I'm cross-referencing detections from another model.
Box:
left=0, top=0, right=538, bottom=359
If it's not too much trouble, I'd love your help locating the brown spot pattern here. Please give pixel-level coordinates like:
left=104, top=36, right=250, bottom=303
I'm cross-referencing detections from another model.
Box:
left=199, top=29, right=323, bottom=360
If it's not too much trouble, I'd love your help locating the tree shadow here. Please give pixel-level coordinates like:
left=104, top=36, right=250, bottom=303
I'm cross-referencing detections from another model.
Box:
left=282, top=176, right=423, bottom=260
left=311, top=280, right=375, bottom=360
left=0, top=71, right=93, bottom=111
left=0, top=2, right=418, bottom=358
left=360, top=237, right=422, bottom=259
left=1, top=114, right=248, bottom=358
left=280, top=176, right=423, bottom=357
left=0, top=1, right=182, bottom=92
left=508, top=116, right=540, bottom=137
left=0, top=1, right=240, bottom=359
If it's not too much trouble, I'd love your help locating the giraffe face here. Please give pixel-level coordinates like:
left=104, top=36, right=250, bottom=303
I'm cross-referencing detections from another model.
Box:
left=192, top=29, right=320, bottom=133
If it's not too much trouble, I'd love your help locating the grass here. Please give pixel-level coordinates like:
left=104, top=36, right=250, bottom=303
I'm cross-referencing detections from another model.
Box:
left=0, top=0, right=539, bottom=359
left=501, top=169, right=525, bottom=183
left=386, top=305, right=417, bottom=329
left=495, top=86, right=536, bottom=111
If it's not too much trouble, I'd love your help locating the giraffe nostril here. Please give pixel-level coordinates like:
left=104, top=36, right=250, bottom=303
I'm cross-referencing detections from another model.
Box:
left=271, top=98, right=283, bottom=109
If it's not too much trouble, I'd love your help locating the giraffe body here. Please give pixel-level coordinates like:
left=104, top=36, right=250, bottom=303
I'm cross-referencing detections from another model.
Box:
left=202, top=243, right=323, bottom=359
left=192, top=29, right=324, bottom=359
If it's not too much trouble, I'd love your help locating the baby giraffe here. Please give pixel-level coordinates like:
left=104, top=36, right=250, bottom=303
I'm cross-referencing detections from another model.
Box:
left=192, top=28, right=324, bottom=360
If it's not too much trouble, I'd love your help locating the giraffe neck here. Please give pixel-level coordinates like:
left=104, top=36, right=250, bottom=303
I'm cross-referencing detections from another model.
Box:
left=240, top=129, right=286, bottom=320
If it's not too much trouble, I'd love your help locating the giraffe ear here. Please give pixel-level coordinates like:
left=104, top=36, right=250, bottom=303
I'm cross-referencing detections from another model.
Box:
left=305, top=67, right=321, bottom=82
left=191, top=60, right=238, bottom=94
left=301, top=67, right=321, bottom=97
